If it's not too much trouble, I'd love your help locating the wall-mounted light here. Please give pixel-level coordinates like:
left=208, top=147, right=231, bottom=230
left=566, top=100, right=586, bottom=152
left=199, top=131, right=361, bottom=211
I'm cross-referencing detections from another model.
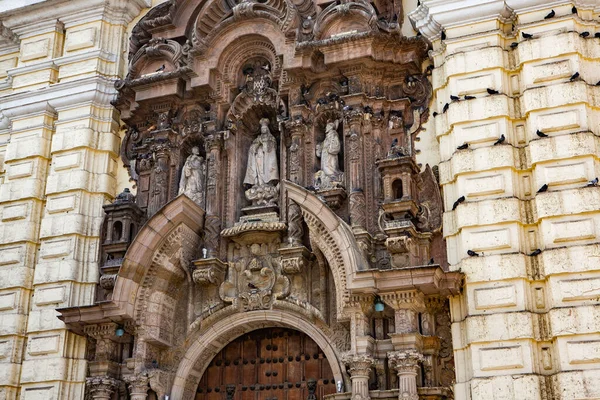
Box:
left=115, top=326, right=125, bottom=337
left=374, top=295, right=384, bottom=312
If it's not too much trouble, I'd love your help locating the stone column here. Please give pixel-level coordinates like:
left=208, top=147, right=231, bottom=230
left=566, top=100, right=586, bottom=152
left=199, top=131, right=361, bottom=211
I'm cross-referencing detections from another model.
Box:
left=285, top=119, right=307, bottom=185
left=345, top=112, right=366, bottom=230
left=343, top=354, right=374, bottom=400
left=86, top=376, right=119, bottom=400
left=203, top=132, right=223, bottom=257
left=388, top=351, right=423, bottom=400
left=126, top=374, right=149, bottom=400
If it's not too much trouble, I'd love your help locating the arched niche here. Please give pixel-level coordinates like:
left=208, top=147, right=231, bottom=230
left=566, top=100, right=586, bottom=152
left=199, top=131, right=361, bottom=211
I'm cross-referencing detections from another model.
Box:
left=192, top=0, right=295, bottom=53
left=313, top=1, right=377, bottom=40
left=170, top=310, right=346, bottom=400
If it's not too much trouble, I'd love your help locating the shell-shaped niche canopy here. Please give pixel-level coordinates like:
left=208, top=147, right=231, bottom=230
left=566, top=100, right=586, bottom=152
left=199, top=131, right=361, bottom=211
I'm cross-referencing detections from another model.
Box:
left=313, top=0, right=378, bottom=40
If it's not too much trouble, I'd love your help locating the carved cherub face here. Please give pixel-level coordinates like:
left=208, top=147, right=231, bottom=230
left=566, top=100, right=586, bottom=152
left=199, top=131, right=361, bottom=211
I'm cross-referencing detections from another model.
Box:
left=250, top=243, right=261, bottom=255
left=191, top=146, right=199, bottom=155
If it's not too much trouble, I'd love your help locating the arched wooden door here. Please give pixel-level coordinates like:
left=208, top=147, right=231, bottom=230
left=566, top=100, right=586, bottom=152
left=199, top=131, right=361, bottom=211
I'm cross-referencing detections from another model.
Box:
left=195, top=328, right=337, bottom=400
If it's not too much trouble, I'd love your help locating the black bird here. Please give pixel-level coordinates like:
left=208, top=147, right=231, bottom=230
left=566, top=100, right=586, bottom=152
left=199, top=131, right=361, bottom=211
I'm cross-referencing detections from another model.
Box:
left=305, top=185, right=316, bottom=192
left=452, top=196, right=466, bottom=210
left=570, top=72, right=580, bottom=81
left=464, top=95, right=476, bottom=100
left=595, top=33, right=600, bottom=38
left=493, top=134, right=505, bottom=145
left=433, top=111, right=438, bottom=117
left=572, top=6, right=577, bottom=14
left=156, top=64, right=166, bottom=72
left=391, top=138, right=398, bottom=146
left=457, top=143, right=469, bottom=150
left=536, top=130, right=548, bottom=138
left=587, top=177, right=599, bottom=187
left=544, top=10, right=555, bottom=19
left=467, top=250, right=480, bottom=257
left=529, top=249, right=542, bottom=256
left=522, top=32, right=534, bottom=39
left=442, top=103, right=449, bottom=113
left=450, top=95, right=460, bottom=101
left=537, top=184, right=549, bottom=193
left=428, top=258, right=434, bottom=265
left=487, top=88, right=500, bottom=95
left=510, top=42, right=519, bottom=49
left=441, top=30, right=446, bottom=40
left=579, top=31, right=590, bottom=38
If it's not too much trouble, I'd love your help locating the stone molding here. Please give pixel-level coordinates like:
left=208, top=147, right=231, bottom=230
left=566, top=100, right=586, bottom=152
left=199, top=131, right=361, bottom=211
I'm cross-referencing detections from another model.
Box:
left=408, top=0, right=515, bottom=39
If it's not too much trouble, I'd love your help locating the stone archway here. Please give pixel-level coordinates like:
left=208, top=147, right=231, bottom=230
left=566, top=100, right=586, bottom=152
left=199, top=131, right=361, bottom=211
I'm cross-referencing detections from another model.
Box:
left=171, top=310, right=346, bottom=400
left=195, top=327, right=336, bottom=400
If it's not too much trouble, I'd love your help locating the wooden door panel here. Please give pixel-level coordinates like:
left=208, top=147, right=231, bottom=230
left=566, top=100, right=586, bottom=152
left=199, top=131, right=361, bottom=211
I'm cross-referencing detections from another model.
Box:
left=196, top=328, right=335, bottom=400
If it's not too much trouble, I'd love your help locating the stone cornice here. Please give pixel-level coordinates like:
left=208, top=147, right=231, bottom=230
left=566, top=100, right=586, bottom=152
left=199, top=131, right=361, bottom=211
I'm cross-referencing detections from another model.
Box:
left=1, top=0, right=149, bottom=36
left=0, top=22, right=19, bottom=51
left=408, top=0, right=515, bottom=40
left=0, top=76, right=117, bottom=119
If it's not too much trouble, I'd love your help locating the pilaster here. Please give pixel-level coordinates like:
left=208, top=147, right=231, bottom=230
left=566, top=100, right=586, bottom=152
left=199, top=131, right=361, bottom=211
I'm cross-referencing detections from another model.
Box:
left=411, top=1, right=600, bottom=399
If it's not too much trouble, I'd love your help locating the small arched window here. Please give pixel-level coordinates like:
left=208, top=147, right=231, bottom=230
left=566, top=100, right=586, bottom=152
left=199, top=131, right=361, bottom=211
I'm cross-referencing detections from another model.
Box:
left=112, top=221, right=123, bottom=241
left=392, top=179, right=403, bottom=200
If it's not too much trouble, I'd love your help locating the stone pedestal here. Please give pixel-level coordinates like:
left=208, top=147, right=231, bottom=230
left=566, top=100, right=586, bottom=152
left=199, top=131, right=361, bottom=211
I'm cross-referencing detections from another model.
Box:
left=86, top=376, right=119, bottom=400
left=316, top=187, right=347, bottom=210
left=192, top=257, right=227, bottom=285
left=343, top=354, right=374, bottom=400
left=388, top=351, right=423, bottom=400
left=278, top=245, right=311, bottom=274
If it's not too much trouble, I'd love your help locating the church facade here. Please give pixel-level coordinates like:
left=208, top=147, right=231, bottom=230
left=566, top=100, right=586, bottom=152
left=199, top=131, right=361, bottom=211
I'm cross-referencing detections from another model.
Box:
left=0, top=0, right=598, bottom=399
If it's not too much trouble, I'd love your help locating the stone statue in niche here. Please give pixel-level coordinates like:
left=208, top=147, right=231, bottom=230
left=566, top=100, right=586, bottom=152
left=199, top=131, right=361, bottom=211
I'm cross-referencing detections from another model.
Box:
left=178, top=146, right=205, bottom=207
left=315, top=119, right=343, bottom=189
left=244, top=118, right=279, bottom=206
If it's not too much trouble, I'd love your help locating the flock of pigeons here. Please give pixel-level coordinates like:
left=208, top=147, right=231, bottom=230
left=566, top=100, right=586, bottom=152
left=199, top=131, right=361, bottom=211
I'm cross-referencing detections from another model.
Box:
left=438, top=5, right=600, bottom=259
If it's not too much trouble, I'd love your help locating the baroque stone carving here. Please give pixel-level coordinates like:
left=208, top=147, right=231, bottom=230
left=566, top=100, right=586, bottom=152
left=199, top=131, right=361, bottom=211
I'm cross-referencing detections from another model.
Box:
left=219, top=244, right=290, bottom=311
left=86, top=376, right=120, bottom=400
left=244, top=118, right=279, bottom=206
left=286, top=200, right=303, bottom=246
left=315, top=119, right=343, bottom=189
left=178, top=146, right=205, bottom=207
